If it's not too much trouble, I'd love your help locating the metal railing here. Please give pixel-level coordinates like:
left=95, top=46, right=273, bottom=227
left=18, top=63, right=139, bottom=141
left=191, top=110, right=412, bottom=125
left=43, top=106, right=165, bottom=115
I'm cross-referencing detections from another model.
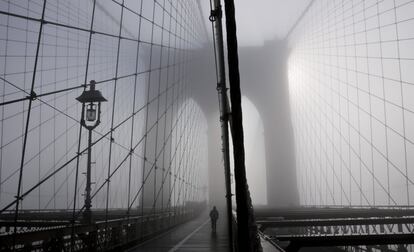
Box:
left=0, top=203, right=205, bottom=251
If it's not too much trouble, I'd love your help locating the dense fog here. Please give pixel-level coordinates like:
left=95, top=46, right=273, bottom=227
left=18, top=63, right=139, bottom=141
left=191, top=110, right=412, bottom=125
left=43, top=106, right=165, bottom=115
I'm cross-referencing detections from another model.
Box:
left=1, top=0, right=414, bottom=211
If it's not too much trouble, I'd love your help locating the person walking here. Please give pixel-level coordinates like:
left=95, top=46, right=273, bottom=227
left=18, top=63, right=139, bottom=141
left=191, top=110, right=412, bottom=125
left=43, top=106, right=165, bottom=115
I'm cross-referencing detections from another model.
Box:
left=209, top=206, right=219, bottom=232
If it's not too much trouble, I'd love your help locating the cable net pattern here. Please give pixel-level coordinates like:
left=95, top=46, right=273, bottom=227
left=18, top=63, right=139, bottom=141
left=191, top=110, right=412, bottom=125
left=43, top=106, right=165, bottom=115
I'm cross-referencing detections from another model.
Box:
left=289, top=0, right=414, bottom=206
left=0, top=0, right=208, bottom=218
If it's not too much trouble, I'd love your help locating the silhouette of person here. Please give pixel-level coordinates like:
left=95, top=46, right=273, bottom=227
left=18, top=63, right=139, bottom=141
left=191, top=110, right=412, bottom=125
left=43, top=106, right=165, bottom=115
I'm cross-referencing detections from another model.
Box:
left=209, top=206, right=219, bottom=232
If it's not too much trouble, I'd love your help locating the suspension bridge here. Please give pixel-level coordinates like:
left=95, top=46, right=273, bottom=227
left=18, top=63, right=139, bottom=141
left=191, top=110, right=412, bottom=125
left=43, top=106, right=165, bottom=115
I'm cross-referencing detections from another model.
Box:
left=0, top=0, right=414, bottom=251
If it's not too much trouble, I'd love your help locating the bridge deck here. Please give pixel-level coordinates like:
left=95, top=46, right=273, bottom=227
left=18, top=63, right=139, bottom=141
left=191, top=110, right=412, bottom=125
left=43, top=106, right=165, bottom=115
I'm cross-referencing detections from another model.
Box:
left=129, top=209, right=230, bottom=252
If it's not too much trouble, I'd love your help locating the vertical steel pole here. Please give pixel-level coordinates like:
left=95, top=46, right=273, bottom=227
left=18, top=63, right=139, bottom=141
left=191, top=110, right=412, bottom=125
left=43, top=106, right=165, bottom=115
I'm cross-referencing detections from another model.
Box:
left=84, top=128, right=93, bottom=223
left=209, top=0, right=233, bottom=250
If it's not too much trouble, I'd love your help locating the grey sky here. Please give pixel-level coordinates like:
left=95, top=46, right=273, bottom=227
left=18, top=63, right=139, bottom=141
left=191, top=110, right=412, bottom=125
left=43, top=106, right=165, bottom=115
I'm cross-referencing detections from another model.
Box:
left=200, top=0, right=311, bottom=45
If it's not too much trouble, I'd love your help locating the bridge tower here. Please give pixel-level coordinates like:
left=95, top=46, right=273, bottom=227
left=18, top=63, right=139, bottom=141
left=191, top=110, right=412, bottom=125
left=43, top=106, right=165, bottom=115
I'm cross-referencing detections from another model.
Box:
left=189, top=39, right=299, bottom=207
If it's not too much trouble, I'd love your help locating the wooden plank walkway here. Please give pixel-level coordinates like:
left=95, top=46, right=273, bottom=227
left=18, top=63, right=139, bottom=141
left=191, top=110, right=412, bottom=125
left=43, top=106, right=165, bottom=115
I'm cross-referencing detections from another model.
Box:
left=129, top=208, right=230, bottom=252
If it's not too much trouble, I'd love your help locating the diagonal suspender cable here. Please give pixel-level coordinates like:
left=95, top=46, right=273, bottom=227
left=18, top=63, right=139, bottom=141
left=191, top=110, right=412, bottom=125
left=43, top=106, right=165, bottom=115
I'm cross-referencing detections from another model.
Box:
left=12, top=1, right=47, bottom=249
left=222, top=0, right=262, bottom=251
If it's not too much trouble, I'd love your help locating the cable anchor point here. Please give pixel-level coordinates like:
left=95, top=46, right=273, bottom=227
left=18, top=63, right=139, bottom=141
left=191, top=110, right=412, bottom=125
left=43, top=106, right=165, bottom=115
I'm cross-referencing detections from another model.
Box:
left=209, top=6, right=222, bottom=22
left=27, top=91, right=37, bottom=101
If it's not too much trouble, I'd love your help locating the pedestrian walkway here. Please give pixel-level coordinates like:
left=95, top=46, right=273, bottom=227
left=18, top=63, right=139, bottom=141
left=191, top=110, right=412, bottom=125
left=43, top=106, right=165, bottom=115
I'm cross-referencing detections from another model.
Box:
left=129, top=209, right=230, bottom=252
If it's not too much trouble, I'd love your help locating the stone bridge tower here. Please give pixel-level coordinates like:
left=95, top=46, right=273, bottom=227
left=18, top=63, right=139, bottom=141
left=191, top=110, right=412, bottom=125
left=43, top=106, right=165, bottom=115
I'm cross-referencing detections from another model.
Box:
left=189, top=39, right=299, bottom=207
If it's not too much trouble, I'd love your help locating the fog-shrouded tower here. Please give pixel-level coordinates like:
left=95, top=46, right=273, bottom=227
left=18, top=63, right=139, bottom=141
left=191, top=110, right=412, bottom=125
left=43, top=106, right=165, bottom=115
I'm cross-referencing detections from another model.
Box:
left=189, top=39, right=299, bottom=208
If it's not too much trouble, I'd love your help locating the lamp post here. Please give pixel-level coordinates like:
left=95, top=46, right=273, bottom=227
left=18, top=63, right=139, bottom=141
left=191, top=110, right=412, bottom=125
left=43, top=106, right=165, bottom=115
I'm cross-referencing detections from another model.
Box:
left=76, top=80, right=107, bottom=223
